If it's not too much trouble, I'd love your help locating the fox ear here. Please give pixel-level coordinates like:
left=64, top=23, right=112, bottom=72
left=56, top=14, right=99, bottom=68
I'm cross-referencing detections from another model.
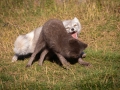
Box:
left=79, top=41, right=88, bottom=49
left=73, top=17, right=79, bottom=22
left=83, top=43, right=88, bottom=48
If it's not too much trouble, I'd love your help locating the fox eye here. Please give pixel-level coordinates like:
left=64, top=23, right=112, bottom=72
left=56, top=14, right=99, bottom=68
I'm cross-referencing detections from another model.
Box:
left=74, top=24, right=77, bottom=27
left=66, top=27, right=70, bottom=30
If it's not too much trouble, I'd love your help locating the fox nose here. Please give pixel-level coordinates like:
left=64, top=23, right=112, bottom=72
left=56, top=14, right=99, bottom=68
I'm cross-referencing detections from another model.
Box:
left=71, top=28, right=74, bottom=31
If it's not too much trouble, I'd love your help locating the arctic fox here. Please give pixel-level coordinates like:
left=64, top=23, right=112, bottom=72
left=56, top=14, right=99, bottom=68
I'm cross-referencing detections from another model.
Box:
left=26, top=19, right=87, bottom=68
left=12, top=17, right=81, bottom=62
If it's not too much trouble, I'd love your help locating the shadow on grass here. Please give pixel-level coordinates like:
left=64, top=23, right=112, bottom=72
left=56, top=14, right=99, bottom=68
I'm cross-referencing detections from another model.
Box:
left=17, top=51, right=80, bottom=68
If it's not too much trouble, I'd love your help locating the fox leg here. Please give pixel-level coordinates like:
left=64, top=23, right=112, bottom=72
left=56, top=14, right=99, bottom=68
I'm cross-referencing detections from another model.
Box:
left=55, top=52, right=70, bottom=69
left=26, top=34, right=46, bottom=67
left=38, top=49, right=49, bottom=66
left=78, top=58, right=90, bottom=66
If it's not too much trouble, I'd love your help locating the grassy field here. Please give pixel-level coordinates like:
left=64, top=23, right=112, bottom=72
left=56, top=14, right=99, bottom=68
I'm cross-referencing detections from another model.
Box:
left=0, top=0, right=120, bottom=90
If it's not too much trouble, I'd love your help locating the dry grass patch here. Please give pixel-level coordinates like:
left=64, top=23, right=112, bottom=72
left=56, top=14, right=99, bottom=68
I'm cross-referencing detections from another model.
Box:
left=0, top=0, right=120, bottom=89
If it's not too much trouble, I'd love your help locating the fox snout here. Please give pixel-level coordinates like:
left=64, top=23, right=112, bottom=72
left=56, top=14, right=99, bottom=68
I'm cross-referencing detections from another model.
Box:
left=71, top=28, right=74, bottom=31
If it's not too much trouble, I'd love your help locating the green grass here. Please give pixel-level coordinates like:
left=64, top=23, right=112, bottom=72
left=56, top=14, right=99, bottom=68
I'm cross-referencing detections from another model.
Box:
left=0, top=0, right=120, bottom=90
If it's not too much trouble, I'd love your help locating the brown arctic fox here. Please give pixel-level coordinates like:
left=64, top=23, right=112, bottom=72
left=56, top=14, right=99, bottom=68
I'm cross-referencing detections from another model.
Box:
left=26, top=19, right=89, bottom=68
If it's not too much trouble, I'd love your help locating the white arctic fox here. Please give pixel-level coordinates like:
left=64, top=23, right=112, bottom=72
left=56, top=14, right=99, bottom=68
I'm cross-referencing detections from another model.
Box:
left=12, top=17, right=81, bottom=62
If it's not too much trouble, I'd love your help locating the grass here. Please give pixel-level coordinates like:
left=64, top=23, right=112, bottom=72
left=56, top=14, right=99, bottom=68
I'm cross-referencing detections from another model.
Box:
left=0, top=0, right=120, bottom=89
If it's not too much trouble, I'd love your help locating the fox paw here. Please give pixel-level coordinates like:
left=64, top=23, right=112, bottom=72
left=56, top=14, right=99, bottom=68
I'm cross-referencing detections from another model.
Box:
left=12, top=55, right=18, bottom=62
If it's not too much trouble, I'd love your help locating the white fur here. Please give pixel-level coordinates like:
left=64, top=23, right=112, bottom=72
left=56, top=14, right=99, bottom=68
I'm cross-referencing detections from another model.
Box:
left=12, top=17, right=81, bottom=62
left=63, top=17, right=81, bottom=35
left=13, top=31, right=34, bottom=55
left=12, top=31, right=34, bottom=62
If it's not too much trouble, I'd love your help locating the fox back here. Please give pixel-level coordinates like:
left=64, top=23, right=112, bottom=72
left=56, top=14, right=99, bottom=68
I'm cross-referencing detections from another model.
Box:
left=42, top=19, right=87, bottom=59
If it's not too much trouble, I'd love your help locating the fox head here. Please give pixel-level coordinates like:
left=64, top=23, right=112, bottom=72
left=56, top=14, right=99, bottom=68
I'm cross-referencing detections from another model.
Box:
left=63, top=17, right=81, bottom=35
left=67, top=38, right=87, bottom=59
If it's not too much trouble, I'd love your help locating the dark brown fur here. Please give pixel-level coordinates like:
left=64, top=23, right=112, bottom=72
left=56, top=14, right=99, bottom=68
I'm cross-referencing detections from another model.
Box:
left=26, top=19, right=88, bottom=68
